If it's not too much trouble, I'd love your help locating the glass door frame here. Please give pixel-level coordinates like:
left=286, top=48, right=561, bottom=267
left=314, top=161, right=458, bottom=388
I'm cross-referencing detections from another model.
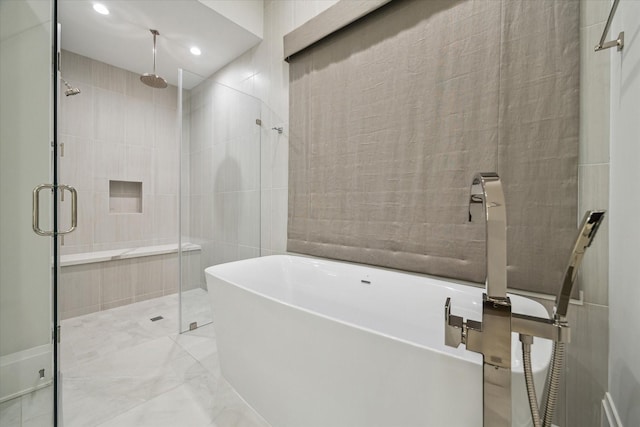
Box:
left=0, top=0, right=60, bottom=424
left=53, top=0, right=61, bottom=425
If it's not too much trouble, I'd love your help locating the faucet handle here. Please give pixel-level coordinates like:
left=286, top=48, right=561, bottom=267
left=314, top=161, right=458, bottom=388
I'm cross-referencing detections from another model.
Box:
left=445, top=297, right=466, bottom=348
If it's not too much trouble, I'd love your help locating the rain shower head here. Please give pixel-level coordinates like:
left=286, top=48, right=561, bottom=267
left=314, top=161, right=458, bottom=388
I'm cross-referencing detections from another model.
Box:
left=140, top=73, right=168, bottom=89
left=62, top=78, right=81, bottom=96
left=140, top=29, right=167, bottom=89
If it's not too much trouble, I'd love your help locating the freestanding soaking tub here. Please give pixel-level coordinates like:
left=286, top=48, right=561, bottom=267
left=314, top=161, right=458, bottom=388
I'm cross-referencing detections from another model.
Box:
left=205, top=255, right=552, bottom=427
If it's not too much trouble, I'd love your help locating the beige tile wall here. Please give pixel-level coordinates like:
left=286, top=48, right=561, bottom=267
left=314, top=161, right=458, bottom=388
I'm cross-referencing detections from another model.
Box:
left=59, top=50, right=180, bottom=255
left=571, top=0, right=611, bottom=426
left=59, top=50, right=184, bottom=318
left=529, top=1, right=611, bottom=426
left=59, top=251, right=200, bottom=319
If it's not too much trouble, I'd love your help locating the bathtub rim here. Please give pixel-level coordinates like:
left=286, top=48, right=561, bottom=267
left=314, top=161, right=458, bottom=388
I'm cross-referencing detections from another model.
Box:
left=205, top=254, right=553, bottom=373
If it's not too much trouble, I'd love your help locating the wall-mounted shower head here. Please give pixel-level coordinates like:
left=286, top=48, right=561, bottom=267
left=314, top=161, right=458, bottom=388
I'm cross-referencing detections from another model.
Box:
left=62, top=78, right=81, bottom=96
left=140, top=29, right=168, bottom=89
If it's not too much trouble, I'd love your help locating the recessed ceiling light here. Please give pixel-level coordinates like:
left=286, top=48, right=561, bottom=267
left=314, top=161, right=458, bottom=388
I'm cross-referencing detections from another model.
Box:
left=93, top=3, right=109, bottom=15
left=190, top=46, right=201, bottom=56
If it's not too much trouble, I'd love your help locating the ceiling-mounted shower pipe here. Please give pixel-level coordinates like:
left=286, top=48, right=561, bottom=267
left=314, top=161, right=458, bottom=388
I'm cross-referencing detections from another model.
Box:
left=140, top=29, right=168, bottom=89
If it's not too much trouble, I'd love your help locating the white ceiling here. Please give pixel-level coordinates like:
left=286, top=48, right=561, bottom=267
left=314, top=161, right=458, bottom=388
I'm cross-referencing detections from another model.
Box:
left=59, top=0, right=263, bottom=89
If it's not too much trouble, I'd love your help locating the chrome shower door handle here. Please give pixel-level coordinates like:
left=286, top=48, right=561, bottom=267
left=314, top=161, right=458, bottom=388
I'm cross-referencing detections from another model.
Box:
left=32, top=183, right=77, bottom=236
left=58, top=184, right=77, bottom=235
left=32, top=184, right=55, bottom=236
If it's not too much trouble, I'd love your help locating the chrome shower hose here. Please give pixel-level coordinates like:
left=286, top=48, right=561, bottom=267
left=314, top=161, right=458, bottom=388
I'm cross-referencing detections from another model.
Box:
left=522, top=339, right=564, bottom=427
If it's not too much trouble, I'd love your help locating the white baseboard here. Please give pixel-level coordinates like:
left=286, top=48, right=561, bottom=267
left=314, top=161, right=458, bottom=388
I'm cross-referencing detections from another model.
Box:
left=602, top=392, right=623, bottom=427
left=0, top=344, right=53, bottom=403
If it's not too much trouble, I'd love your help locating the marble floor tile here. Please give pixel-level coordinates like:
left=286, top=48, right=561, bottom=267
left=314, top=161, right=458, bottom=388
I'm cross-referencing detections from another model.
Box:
left=61, top=296, right=182, bottom=370
left=62, top=338, right=212, bottom=426
left=20, top=413, right=52, bottom=427
left=181, top=288, right=214, bottom=330
left=209, top=380, right=270, bottom=427
left=170, top=331, right=219, bottom=362
left=65, top=336, right=197, bottom=380
left=58, top=292, right=269, bottom=427
left=0, top=397, right=22, bottom=427
left=190, top=324, right=217, bottom=339
left=193, top=352, right=224, bottom=378
left=97, top=383, right=216, bottom=427
left=21, top=387, right=53, bottom=424
left=0, top=386, right=53, bottom=427
left=0, top=292, right=266, bottom=427
left=212, top=408, right=271, bottom=427
left=62, top=377, right=147, bottom=427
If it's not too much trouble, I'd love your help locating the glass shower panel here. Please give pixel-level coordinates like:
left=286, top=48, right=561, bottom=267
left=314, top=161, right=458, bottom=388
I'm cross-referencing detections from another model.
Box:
left=179, top=69, right=262, bottom=333
left=0, top=0, right=57, bottom=424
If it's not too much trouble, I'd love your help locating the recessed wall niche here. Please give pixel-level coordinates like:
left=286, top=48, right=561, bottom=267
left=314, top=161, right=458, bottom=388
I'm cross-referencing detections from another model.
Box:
left=109, top=180, right=142, bottom=213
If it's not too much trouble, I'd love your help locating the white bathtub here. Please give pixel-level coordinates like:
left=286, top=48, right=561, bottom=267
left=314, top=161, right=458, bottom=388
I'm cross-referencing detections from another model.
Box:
left=205, top=255, right=552, bottom=427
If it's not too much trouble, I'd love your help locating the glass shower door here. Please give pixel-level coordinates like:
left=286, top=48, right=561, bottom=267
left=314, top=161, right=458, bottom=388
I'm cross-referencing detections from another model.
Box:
left=178, top=69, right=262, bottom=332
left=0, top=0, right=58, bottom=425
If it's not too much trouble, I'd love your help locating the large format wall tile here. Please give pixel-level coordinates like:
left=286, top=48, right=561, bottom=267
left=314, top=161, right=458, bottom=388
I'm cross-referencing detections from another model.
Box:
left=92, top=59, right=126, bottom=94
left=566, top=302, right=609, bottom=427
left=60, top=50, right=179, bottom=256
left=125, top=97, right=156, bottom=147
left=60, top=251, right=186, bottom=317
left=93, top=88, right=125, bottom=142
left=59, top=82, right=93, bottom=139
left=578, top=164, right=609, bottom=305
left=579, top=23, right=610, bottom=166
left=59, top=134, right=94, bottom=192
left=100, top=259, right=135, bottom=307
left=60, top=264, right=101, bottom=316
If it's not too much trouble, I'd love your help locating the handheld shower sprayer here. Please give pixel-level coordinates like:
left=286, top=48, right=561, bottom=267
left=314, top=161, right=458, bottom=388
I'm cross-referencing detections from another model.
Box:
left=554, top=210, right=606, bottom=320
left=61, top=78, right=80, bottom=96
left=525, top=209, right=606, bottom=427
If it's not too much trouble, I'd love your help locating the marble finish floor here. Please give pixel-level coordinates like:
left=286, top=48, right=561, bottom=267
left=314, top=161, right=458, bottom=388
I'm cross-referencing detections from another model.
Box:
left=181, top=288, right=215, bottom=331
left=1, top=292, right=270, bottom=427
left=0, top=386, right=53, bottom=427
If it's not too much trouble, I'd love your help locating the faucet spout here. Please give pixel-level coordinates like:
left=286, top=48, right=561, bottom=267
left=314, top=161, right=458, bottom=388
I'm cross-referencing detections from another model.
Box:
left=445, top=172, right=513, bottom=426
left=469, top=173, right=507, bottom=300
